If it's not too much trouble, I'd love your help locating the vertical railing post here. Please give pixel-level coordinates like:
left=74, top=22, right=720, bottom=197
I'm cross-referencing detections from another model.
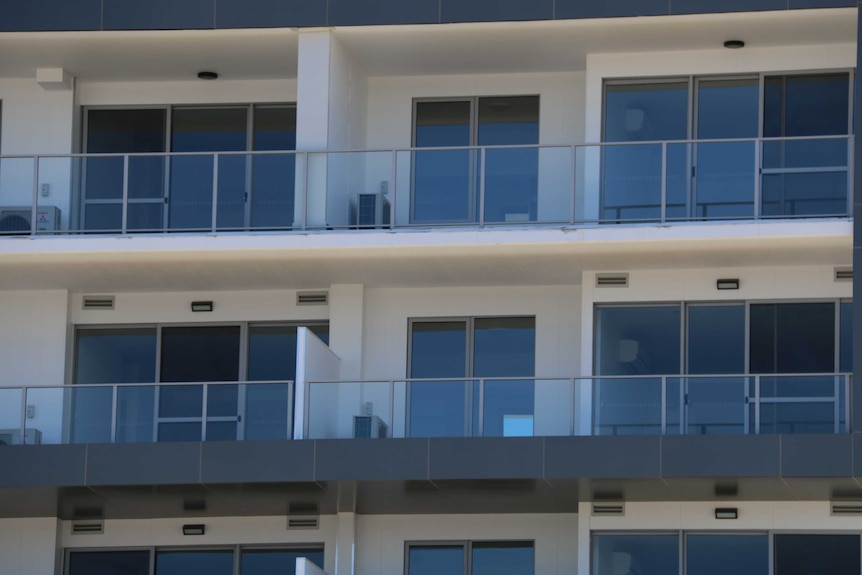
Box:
left=478, top=147, right=487, bottom=227
left=31, top=157, right=40, bottom=237
left=476, top=378, right=485, bottom=437
left=19, top=386, right=27, bottom=444
left=834, top=375, right=841, bottom=434
left=753, top=138, right=762, bottom=219
left=211, top=154, right=220, bottom=233
left=389, top=380, right=396, bottom=438
left=301, top=152, right=309, bottom=230
left=570, top=378, right=577, bottom=437
left=569, top=145, right=577, bottom=225
left=679, top=376, right=686, bottom=435
left=754, top=375, right=761, bottom=434
left=121, top=155, right=130, bottom=234
left=660, top=376, right=667, bottom=434
left=201, top=383, right=209, bottom=441
left=111, top=385, right=119, bottom=443
left=389, top=150, right=397, bottom=230
left=660, top=143, right=668, bottom=223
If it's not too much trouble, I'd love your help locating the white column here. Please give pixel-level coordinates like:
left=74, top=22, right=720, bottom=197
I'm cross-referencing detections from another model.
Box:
left=295, top=30, right=369, bottom=228
left=577, top=503, right=591, bottom=575
left=334, top=511, right=356, bottom=575
left=0, top=518, right=62, bottom=575
left=328, top=284, right=365, bottom=380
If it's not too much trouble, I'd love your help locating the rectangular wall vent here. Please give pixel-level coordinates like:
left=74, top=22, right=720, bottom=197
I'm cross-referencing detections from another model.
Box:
left=831, top=503, right=862, bottom=516
left=296, top=292, right=328, bottom=306
left=287, top=515, right=320, bottom=530
left=596, top=273, right=629, bottom=288
left=82, top=295, right=115, bottom=310
left=591, top=502, right=625, bottom=516
left=835, top=268, right=853, bottom=282
left=71, top=521, right=104, bottom=534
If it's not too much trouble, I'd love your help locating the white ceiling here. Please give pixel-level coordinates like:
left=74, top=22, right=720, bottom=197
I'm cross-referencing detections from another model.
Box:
left=0, top=8, right=853, bottom=80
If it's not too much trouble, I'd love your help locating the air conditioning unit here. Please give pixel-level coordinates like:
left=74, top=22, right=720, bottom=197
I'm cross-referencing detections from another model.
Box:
left=354, top=193, right=391, bottom=228
left=0, top=428, right=42, bottom=445
left=353, top=415, right=388, bottom=438
left=0, top=206, right=60, bottom=233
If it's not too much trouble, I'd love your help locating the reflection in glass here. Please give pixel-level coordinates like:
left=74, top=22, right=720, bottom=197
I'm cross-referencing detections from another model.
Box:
left=413, top=101, right=472, bottom=223
left=409, top=546, right=465, bottom=575
left=478, top=97, right=539, bottom=223
left=686, top=534, right=768, bottom=575
left=75, top=328, right=157, bottom=384
left=69, top=550, right=150, bottom=575
left=70, top=386, right=113, bottom=444
left=592, top=534, right=679, bottom=575
left=472, top=542, right=534, bottom=575
left=593, top=377, right=663, bottom=435
left=409, top=321, right=467, bottom=437
left=687, top=305, right=744, bottom=374
left=240, top=548, right=324, bottom=575
left=603, top=82, right=688, bottom=222
left=774, top=534, right=860, bottom=575
left=156, top=550, right=234, bottom=575
left=595, top=306, right=681, bottom=375
left=684, top=377, right=747, bottom=434
left=116, top=386, right=155, bottom=443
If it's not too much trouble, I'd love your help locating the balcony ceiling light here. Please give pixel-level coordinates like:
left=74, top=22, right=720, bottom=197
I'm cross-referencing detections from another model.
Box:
left=197, top=71, right=219, bottom=80
left=716, top=278, right=740, bottom=290
left=191, top=301, right=214, bottom=312
left=715, top=507, right=739, bottom=520
left=723, top=40, right=745, bottom=49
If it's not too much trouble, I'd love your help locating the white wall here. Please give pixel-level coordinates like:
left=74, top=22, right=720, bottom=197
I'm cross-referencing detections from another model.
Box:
left=77, top=79, right=297, bottom=107
left=356, top=513, right=579, bottom=575
left=0, top=518, right=61, bottom=575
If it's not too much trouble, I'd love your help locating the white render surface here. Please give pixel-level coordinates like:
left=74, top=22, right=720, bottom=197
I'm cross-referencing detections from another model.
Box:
left=0, top=518, right=61, bottom=575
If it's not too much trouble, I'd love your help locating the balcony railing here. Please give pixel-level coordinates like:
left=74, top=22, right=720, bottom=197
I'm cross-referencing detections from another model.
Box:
left=304, top=374, right=851, bottom=439
left=0, top=135, right=851, bottom=236
left=0, top=381, right=293, bottom=445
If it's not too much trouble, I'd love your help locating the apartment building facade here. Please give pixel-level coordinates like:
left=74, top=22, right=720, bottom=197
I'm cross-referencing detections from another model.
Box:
left=0, top=0, right=859, bottom=574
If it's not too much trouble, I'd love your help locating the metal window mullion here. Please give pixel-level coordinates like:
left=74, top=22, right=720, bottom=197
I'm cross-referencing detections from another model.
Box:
left=110, top=384, right=118, bottom=443
left=201, top=383, right=209, bottom=441
left=754, top=139, right=762, bottom=219
left=211, top=154, right=220, bottom=232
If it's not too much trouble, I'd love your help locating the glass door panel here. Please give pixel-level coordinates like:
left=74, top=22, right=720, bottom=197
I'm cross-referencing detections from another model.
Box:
left=686, top=534, right=768, bottom=575
left=473, top=317, right=535, bottom=436
left=170, top=108, right=248, bottom=230
left=409, top=321, right=468, bottom=437
left=602, top=82, right=688, bottom=222
left=408, top=546, right=465, bottom=575
left=478, top=96, right=539, bottom=223
left=156, top=550, right=234, bottom=575
left=251, top=105, right=297, bottom=229
left=159, top=326, right=241, bottom=441
left=84, top=109, right=167, bottom=231
left=774, top=534, right=860, bottom=575
left=413, top=101, right=473, bottom=223
left=694, top=78, right=758, bottom=219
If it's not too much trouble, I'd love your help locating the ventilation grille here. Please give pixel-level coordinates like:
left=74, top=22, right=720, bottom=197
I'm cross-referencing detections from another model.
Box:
left=287, top=515, right=320, bottom=530
left=831, top=503, right=862, bottom=516
left=82, top=295, right=115, bottom=310
left=596, top=273, right=629, bottom=288
left=835, top=268, right=853, bottom=282
left=296, top=291, right=328, bottom=306
left=591, top=502, right=625, bottom=516
left=71, top=521, right=104, bottom=534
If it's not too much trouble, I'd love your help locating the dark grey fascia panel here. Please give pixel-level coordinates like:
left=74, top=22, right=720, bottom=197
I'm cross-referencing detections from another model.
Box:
left=0, top=0, right=854, bottom=32
left=0, top=444, right=87, bottom=487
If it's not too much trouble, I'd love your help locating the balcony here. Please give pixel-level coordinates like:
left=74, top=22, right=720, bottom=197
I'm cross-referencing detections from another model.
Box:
left=0, top=136, right=851, bottom=236
left=0, top=381, right=293, bottom=445
left=304, top=374, right=851, bottom=439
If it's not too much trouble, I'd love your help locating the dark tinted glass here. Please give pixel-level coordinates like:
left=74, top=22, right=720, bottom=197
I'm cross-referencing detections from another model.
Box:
left=156, top=550, right=234, bottom=575
left=687, top=534, right=768, bottom=575
left=840, top=301, right=852, bottom=372
left=604, top=82, right=688, bottom=142
left=86, top=109, right=166, bottom=153
left=69, top=550, right=150, bottom=575
left=248, top=325, right=300, bottom=381
left=765, top=74, right=850, bottom=137
left=697, top=78, right=758, bottom=139
left=594, top=306, right=681, bottom=375
left=76, top=328, right=157, bottom=384
left=415, top=101, right=471, bottom=147
left=240, top=548, right=324, bottom=575
left=472, top=541, right=534, bottom=575
left=687, top=305, right=744, bottom=374
left=410, top=321, right=467, bottom=437
left=160, top=326, right=241, bottom=382
left=253, top=106, right=297, bottom=151
left=409, top=545, right=465, bottom=575
left=774, top=534, right=860, bottom=575
left=592, top=534, right=679, bottom=575
left=252, top=105, right=297, bottom=229
left=750, top=303, right=835, bottom=373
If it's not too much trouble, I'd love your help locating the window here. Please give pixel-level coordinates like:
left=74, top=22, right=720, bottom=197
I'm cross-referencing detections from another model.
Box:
left=774, top=534, right=860, bottom=575
left=592, top=533, right=769, bottom=575
left=82, top=104, right=297, bottom=232
left=67, top=547, right=324, bottom=575
left=602, top=72, right=852, bottom=221
left=408, top=317, right=535, bottom=437
left=72, top=323, right=327, bottom=443
left=412, top=96, right=539, bottom=224
left=593, top=301, right=851, bottom=435
left=407, top=541, right=534, bottom=575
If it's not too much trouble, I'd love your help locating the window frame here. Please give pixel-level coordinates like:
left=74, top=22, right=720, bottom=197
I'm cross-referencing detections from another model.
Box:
left=404, top=539, right=536, bottom=575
